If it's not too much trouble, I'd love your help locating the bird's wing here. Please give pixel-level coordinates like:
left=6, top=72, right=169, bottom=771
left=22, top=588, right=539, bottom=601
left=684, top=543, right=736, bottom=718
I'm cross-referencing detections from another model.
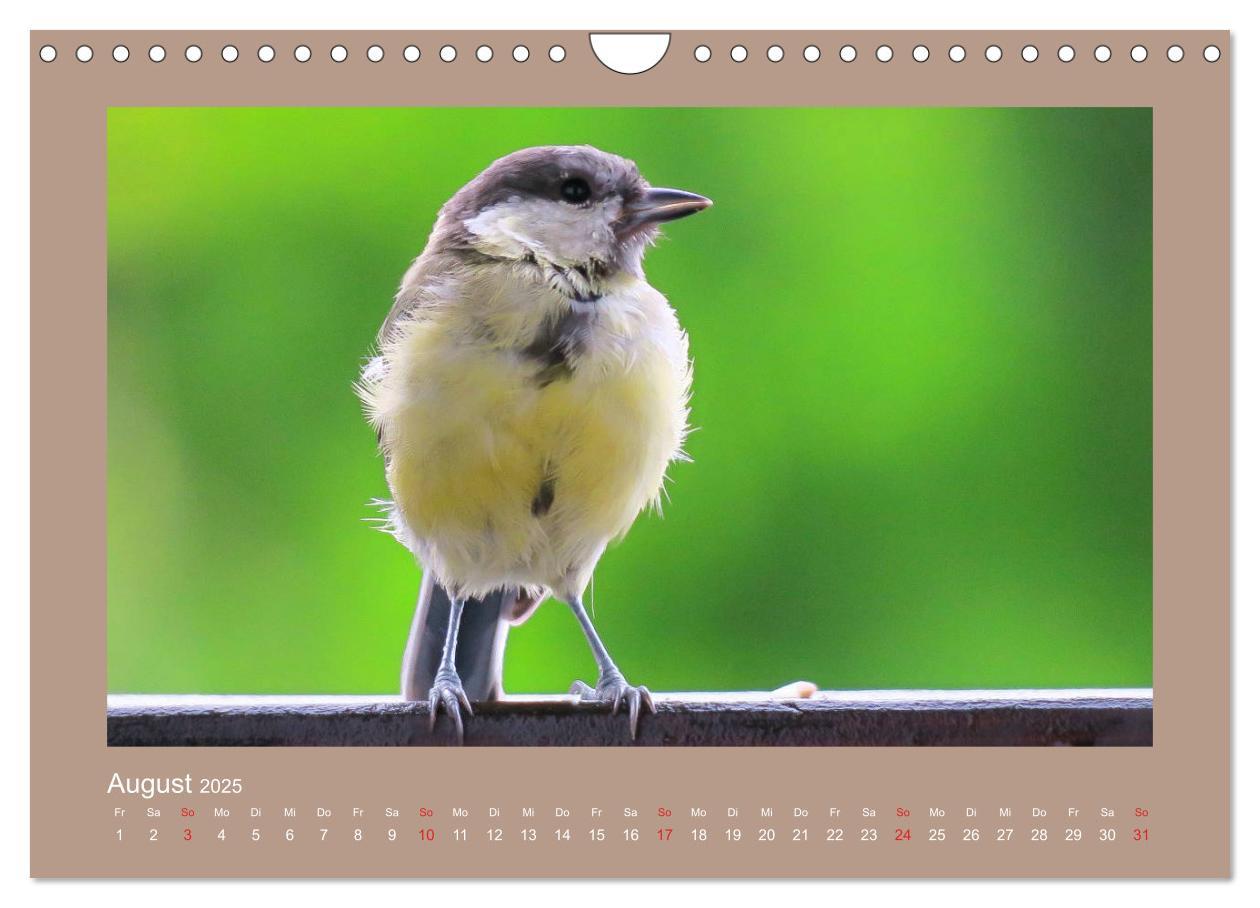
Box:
left=357, top=252, right=469, bottom=451
left=376, top=249, right=462, bottom=346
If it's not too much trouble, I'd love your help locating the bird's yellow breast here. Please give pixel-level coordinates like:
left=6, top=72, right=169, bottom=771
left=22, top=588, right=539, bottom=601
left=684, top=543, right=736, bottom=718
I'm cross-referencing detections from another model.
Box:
left=365, top=275, right=691, bottom=599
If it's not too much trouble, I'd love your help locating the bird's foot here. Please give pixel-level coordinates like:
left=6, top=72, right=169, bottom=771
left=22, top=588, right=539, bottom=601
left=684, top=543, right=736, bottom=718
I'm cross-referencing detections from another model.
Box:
left=570, top=672, right=655, bottom=740
left=428, top=669, right=473, bottom=741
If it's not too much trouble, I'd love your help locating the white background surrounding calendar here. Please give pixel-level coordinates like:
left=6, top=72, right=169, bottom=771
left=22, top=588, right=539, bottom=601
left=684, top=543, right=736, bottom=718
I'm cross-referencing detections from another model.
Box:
left=5, top=0, right=1259, bottom=904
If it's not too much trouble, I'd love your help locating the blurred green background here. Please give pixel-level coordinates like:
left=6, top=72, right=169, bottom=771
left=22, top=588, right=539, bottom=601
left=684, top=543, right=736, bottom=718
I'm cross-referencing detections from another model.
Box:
left=107, top=107, right=1152, bottom=694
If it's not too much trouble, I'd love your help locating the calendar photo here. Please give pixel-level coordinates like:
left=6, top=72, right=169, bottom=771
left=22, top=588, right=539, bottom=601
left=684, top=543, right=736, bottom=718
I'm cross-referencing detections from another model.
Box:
left=105, top=105, right=1154, bottom=747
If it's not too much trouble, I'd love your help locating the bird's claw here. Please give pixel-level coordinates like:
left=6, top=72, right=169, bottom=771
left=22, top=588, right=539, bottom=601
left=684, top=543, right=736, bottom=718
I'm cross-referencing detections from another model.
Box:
left=428, top=670, right=473, bottom=741
left=570, top=673, right=655, bottom=739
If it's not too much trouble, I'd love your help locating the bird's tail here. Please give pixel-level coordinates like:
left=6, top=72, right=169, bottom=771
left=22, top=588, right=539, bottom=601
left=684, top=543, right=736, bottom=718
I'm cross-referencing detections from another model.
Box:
left=401, top=572, right=514, bottom=702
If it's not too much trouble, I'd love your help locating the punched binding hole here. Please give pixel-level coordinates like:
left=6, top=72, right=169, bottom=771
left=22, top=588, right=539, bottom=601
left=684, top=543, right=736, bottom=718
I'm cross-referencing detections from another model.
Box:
left=149, top=45, right=166, bottom=63
left=767, top=45, right=784, bottom=63
left=1167, top=45, right=1184, bottom=62
left=948, top=45, right=966, bottom=62
left=730, top=45, right=748, bottom=62
left=694, top=45, right=711, bottom=62
left=331, top=45, right=349, bottom=63
left=512, top=45, right=529, bottom=63
left=589, top=33, right=668, bottom=73
left=912, top=45, right=929, bottom=63
left=548, top=45, right=566, bottom=62
left=75, top=45, right=93, bottom=63
left=404, top=45, right=421, bottom=63
left=1204, top=45, right=1221, bottom=62
left=112, top=45, right=129, bottom=63
left=476, top=45, right=493, bottom=63
left=39, top=45, right=56, bottom=62
left=258, top=45, right=275, bottom=63
left=985, top=45, right=1002, bottom=62
left=367, top=45, right=385, bottom=63
left=1094, top=45, right=1111, bottom=62
left=875, top=44, right=893, bottom=62
left=294, top=45, right=312, bottom=63
left=1130, top=44, right=1148, bottom=62
left=185, top=45, right=202, bottom=63
left=221, top=45, right=239, bottom=63
left=803, top=45, right=821, bottom=63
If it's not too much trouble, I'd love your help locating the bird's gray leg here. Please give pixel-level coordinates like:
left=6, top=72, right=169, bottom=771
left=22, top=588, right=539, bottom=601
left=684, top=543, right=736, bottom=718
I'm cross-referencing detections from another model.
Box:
left=564, top=596, right=654, bottom=739
left=429, top=596, right=473, bottom=740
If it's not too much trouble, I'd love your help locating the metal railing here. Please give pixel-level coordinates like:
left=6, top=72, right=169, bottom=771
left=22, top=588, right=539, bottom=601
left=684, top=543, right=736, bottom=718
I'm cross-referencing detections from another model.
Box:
left=107, top=689, right=1153, bottom=746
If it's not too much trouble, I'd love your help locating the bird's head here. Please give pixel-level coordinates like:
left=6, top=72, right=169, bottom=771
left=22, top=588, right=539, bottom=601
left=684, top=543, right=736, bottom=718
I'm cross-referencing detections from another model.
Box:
left=439, top=145, right=711, bottom=290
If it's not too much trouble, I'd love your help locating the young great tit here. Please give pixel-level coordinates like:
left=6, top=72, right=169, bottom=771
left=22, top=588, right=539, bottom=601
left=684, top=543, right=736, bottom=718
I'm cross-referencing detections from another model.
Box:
left=358, top=145, right=711, bottom=740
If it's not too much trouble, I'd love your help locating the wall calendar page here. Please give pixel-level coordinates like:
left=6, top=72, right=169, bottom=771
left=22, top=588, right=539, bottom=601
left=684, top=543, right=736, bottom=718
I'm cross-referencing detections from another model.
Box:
left=27, top=26, right=1230, bottom=882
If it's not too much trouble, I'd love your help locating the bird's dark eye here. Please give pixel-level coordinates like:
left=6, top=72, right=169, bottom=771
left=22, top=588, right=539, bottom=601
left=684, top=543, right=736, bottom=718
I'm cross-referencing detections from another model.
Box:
left=560, top=177, right=592, bottom=204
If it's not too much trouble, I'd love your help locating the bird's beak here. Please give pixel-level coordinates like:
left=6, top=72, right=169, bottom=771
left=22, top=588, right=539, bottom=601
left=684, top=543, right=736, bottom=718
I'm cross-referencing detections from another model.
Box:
left=618, top=187, right=712, bottom=239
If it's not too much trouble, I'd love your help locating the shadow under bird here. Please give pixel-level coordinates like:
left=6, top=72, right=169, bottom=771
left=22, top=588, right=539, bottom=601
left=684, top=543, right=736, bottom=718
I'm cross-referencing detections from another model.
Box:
left=357, top=145, right=711, bottom=740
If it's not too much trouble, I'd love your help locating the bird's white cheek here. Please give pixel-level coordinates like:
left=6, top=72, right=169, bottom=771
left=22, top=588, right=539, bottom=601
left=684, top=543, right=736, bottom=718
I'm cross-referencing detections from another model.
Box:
left=464, top=198, right=618, bottom=265
left=463, top=202, right=534, bottom=258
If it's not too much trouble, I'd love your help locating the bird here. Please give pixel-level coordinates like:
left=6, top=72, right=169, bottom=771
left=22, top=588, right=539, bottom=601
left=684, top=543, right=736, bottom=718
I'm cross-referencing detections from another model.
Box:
left=357, top=145, right=711, bottom=741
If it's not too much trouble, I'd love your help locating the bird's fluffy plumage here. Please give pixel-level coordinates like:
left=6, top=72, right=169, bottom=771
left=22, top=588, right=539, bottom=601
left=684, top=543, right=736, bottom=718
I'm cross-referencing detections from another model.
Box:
left=358, top=146, right=694, bottom=604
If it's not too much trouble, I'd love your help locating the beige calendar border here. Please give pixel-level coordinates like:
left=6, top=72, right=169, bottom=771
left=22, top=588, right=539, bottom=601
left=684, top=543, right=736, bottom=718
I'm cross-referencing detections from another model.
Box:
left=29, top=30, right=1230, bottom=878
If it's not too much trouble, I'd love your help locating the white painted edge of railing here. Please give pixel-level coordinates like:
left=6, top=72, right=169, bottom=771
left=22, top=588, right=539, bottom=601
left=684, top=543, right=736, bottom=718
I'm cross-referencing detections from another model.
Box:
left=108, top=689, right=1153, bottom=709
